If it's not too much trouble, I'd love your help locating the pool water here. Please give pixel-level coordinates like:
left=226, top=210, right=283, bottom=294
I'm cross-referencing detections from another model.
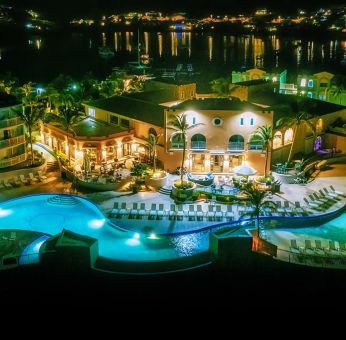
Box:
left=0, top=194, right=210, bottom=263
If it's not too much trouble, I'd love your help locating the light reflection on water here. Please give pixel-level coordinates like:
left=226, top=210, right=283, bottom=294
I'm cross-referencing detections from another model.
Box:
left=1, top=31, right=344, bottom=83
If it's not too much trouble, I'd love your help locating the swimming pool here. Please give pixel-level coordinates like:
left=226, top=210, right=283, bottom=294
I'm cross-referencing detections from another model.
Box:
left=0, top=194, right=210, bottom=266
left=0, top=194, right=345, bottom=272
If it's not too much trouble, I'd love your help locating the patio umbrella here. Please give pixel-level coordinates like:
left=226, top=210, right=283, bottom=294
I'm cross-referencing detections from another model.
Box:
left=233, top=165, right=257, bottom=177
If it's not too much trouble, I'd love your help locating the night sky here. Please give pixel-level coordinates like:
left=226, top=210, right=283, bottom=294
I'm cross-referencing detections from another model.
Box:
left=5, top=0, right=345, bottom=19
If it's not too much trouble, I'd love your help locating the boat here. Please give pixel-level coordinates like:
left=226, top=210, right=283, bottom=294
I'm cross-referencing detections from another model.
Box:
left=187, top=172, right=214, bottom=186
left=98, top=46, right=114, bottom=59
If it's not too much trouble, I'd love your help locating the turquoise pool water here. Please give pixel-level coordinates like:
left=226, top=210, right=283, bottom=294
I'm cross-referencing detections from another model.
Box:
left=0, top=194, right=209, bottom=263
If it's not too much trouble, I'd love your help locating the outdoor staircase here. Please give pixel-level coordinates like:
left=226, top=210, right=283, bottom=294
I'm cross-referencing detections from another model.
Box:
left=46, top=161, right=60, bottom=172
left=158, top=186, right=172, bottom=195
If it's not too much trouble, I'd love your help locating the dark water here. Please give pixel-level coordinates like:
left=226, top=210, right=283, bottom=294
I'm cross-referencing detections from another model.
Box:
left=0, top=30, right=345, bottom=84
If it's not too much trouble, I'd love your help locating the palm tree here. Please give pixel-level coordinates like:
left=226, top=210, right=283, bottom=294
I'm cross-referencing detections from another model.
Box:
left=239, top=184, right=277, bottom=238
left=49, top=98, right=85, bottom=164
left=276, top=111, right=315, bottom=164
left=251, top=125, right=273, bottom=177
left=167, top=114, right=201, bottom=184
left=210, top=77, right=240, bottom=98
left=329, top=75, right=346, bottom=105
left=145, top=133, right=161, bottom=172
left=19, top=94, right=46, bottom=165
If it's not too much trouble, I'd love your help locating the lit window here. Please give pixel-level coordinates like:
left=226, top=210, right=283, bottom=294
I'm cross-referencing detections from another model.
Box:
left=192, top=117, right=196, bottom=125
left=307, top=92, right=313, bottom=98
left=308, top=79, right=313, bottom=88
left=240, top=118, right=244, bottom=126
left=300, top=78, right=306, bottom=87
left=250, top=118, right=254, bottom=126
left=272, top=77, right=277, bottom=82
left=88, top=108, right=95, bottom=117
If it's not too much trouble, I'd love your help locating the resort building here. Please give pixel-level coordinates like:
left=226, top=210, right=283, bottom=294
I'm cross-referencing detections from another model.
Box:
left=0, top=93, right=26, bottom=169
left=232, top=68, right=287, bottom=86
left=165, top=98, right=274, bottom=174
left=41, top=80, right=196, bottom=167
left=280, top=71, right=346, bottom=106
left=249, top=92, right=346, bottom=163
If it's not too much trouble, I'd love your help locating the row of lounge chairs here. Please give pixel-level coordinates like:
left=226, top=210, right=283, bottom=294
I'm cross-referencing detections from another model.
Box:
left=110, top=202, right=234, bottom=221
left=290, top=239, right=346, bottom=256
left=302, top=186, right=345, bottom=212
left=0, top=171, right=47, bottom=190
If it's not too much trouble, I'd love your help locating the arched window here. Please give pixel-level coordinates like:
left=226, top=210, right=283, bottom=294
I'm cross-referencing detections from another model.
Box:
left=191, top=134, right=206, bottom=149
left=316, top=119, right=323, bottom=134
left=171, top=133, right=184, bottom=149
left=284, top=128, right=293, bottom=145
left=148, top=127, right=157, bottom=137
left=249, top=135, right=263, bottom=150
left=228, top=135, right=244, bottom=150
left=273, top=131, right=283, bottom=149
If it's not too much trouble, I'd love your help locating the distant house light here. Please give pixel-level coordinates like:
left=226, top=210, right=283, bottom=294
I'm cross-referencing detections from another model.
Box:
left=300, top=78, right=307, bottom=87
left=307, top=92, right=313, bottom=98
left=308, top=79, right=314, bottom=88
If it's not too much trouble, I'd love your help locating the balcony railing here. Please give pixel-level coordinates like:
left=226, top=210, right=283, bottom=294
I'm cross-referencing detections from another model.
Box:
left=0, top=135, right=25, bottom=149
left=228, top=142, right=244, bottom=151
left=249, top=143, right=263, bottom=151
left=0, top=117, right=22, bottom=129
left=191, top=141, right=206, bottom=149
left=171, top=142, right=184, bottom=149
left=0, top=153, right=26, bottom=168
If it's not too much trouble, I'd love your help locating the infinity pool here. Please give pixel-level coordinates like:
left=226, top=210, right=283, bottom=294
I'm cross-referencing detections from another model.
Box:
left=0, top=194, right=210, bottom=263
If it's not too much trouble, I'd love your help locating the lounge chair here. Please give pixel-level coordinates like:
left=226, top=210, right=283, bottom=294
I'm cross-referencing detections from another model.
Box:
left=110, top=202, right=119, bottom=217
left=138, top=203, right=147, bottom=218
left=338, top=241, right=346, bottom=253
left=157, top=204, right=165, bottom=219
left=312, top=192, right=330, bottom=204
left=176, top=205, right=184, bottom=220
left=149, top=203, right=158, bottom=219
left=130, top=203, right=139, bottom=218
left=283, top=201, right=293, bottom=215
left=290, top=239, right=300, bottom=253
left=215, top=205, right=223, bottom=221
left=308, top=194, right=325, bottom=206
left=11, top=177, right=21, bottom=187
left=323, top=187, right=339, bottom=199
left=294, top=202, right=305, bottom=216
left=29, top=172, right=39, bottom=182
left=304, top=239, right=314, bottom=254
left=196, top=205, right=204, bottom=220
left=37, top=170, right=47, bottom=181
left=330, top=185, right=346, bottom=197
left=315, top=240, right=324, bottom=255
left=188, top=205, right=196, bottom=220
left=168, top=204, right=176, bottom=220
left=207, top=205, right=215, bottom=221
left=276, top=201, right=285, bottom=215
left=119, top=202, right=128, bottom=216
left=225, top=205, right=233, bottom=221
left=3, top=180, right=12, bottom=189
left=19, top=174, right=30, bottom=185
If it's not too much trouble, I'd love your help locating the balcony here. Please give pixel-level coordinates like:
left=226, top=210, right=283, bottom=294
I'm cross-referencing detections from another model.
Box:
left=0, top=117, right=22, bottom=129
left=0, top=153, right=26, bottom=168
left=191, top=141, right=206, bottom=150
left=171, top=142, right=184, bottom=149
left=249, top=143, right=263, bottom=151
left=0, top=135, right=25, bottom=149
left=228, top=142, right=244, bottom=151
